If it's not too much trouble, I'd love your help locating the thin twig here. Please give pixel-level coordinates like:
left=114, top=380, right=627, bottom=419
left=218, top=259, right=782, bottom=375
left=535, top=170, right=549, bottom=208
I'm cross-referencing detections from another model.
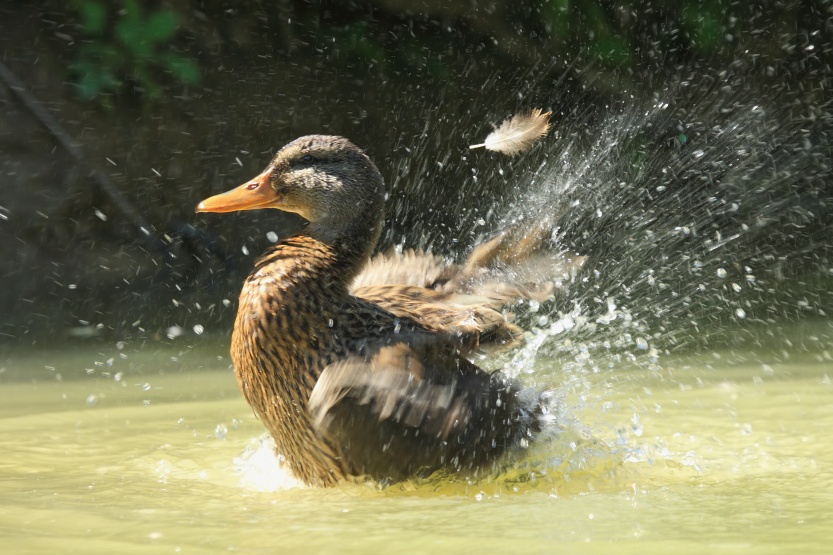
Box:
left=0, top=60, right=169, bottom=260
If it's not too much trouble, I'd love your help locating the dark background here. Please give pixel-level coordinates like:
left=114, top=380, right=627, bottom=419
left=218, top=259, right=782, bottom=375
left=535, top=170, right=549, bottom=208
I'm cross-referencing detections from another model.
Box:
left=1, top=0, right=831, bottom=347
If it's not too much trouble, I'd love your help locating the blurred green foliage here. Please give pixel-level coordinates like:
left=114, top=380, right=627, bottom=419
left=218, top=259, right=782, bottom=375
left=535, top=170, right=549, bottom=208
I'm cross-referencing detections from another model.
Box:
left=683, top=0, right=725, bottom=53
left=295, top=0, right=737, bottom=84
left=71, top=0, right=199, bottom=100
left=545, top=0, right=634, bottom=66
left=537, top=0, right=731, bottom=67
left=62, top=0, right=746, bottom=100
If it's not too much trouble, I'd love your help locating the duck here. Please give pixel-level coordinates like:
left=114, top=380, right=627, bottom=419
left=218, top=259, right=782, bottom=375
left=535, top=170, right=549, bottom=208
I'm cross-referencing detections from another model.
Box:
left=196, top=135, right=581, bottom=487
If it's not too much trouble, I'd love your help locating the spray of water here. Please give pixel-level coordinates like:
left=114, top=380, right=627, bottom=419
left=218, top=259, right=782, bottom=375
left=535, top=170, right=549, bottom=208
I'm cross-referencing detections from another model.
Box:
left=491, top=71, right=832, bottom=372
left=381, top=67, right=832, bottom=492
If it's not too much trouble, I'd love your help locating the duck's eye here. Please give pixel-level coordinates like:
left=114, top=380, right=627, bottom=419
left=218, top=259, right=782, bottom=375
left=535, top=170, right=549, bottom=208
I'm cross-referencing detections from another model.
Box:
left=299, top=154, right=314, bottom=163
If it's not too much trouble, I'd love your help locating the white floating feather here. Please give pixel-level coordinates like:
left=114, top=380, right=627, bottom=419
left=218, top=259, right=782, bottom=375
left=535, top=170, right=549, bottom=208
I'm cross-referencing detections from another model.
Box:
left=469, top=108, right=552, bottom=155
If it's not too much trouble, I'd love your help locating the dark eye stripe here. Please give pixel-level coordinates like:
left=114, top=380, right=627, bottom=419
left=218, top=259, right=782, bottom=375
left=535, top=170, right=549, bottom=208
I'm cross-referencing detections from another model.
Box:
left=300, top=154, right=314, bottom=163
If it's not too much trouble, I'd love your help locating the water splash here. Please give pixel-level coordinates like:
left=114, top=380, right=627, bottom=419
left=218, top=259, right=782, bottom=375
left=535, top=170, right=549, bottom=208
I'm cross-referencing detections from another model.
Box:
left=234, top=434, right=303, bottom=492
left=488, top=73, right=833, bottom=373
left=457, top=69, right=832, bottom=488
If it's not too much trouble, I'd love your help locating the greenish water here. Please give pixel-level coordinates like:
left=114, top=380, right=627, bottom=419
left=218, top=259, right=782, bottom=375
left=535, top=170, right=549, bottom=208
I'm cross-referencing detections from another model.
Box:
left=1, top=338, right=832, bottom=554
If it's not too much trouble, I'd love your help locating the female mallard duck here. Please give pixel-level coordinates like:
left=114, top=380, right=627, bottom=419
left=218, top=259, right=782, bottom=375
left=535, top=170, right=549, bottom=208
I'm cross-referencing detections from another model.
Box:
left=197, top=135, right=578, bottom=487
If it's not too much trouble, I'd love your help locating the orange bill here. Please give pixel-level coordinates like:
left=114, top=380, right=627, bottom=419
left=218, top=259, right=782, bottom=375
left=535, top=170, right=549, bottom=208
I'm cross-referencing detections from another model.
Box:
left=195, top=169, right=280, bottom=213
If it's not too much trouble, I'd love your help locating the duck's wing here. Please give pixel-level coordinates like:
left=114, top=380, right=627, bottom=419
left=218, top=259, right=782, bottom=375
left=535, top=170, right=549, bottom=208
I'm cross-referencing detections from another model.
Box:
left=307, top=340, right=539, bottom=479
left=351, top=220, right=584, bottom=307
left=349, top=248, right=452, bottom=291
left=308, top=342, right=483, bottom=438
left=439, top=250, right=586, bottom=305
left=352, top=284, right=522, bottom=350
left=436, top=217, right=586, bottom=305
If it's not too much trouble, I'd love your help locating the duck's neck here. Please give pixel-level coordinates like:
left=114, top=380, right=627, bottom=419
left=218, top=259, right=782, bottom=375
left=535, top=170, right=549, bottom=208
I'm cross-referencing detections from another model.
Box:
left=246, top=219, right=380, bottom=296
left=303, top=215, right=383, bottom=286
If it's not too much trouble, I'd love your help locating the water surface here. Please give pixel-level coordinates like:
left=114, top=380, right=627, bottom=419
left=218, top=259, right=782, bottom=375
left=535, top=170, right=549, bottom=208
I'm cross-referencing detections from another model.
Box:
left=2, top=336, right=831, bottom=553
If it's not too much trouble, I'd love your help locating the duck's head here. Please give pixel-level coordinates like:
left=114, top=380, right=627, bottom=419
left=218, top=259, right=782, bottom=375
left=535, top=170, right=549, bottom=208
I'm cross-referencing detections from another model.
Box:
left=197, top=135, right=385, bottom=248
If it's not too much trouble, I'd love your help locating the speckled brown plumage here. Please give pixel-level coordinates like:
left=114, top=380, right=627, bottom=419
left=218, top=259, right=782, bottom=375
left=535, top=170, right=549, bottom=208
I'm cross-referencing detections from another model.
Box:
left=196, top=135, right=567, bottom=487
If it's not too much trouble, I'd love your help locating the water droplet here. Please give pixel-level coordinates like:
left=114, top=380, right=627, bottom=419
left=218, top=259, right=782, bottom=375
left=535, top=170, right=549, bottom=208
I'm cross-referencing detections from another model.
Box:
left=735, top=308, right=746, bottom=319
left=631, top=413, right=643, bottom=436
left=716, top=268, right=727, bottom=278
left=215, top=424, right=228, bottom=439
left=86, top=394, right=98, bottom=406
left=266, top=231, right=278, bottom=243
left=636, top=337, right=648, bottom=350
left=193, top=324, right=204, bottom=335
